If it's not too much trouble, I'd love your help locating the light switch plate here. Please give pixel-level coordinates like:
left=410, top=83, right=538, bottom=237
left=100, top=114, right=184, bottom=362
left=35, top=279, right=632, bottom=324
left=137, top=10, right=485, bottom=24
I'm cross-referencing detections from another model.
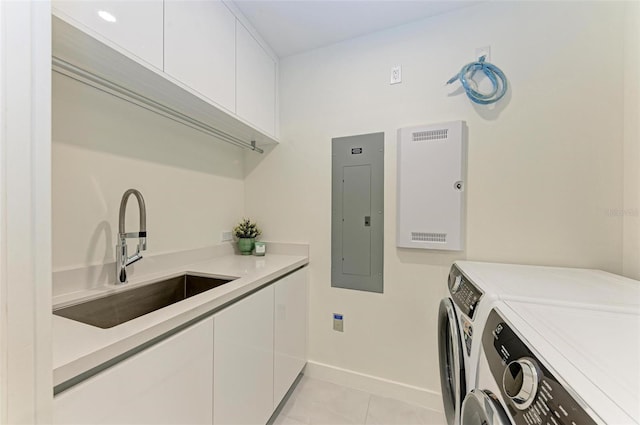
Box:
left=221, top=231, right=233, bottom=242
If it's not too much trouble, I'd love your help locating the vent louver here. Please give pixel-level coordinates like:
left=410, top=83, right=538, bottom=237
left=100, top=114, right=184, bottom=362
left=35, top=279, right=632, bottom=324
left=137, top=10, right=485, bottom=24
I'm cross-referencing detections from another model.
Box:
left=412, top=129, right=448, bottom=142
left=411, top=232, right=447, bottom=243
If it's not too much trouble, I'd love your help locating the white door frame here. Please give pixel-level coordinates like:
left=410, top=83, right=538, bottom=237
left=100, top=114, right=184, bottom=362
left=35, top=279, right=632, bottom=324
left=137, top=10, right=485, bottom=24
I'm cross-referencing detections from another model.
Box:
left=0, top=1, right=52, bottom=423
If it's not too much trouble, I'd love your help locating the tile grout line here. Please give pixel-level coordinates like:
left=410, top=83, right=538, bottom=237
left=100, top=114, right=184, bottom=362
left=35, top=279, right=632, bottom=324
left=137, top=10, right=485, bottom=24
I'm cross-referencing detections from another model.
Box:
left=363, top=394, right=373, bottom=424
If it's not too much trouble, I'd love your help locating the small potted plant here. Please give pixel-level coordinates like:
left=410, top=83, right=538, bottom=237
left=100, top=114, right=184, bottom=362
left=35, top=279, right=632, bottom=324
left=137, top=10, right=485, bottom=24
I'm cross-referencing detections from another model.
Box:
left=234, top=218, right=262, bottom=255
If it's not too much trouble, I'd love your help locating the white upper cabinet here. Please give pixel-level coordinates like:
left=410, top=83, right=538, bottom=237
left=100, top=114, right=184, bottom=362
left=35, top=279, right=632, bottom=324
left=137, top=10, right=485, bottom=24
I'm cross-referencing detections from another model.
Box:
left=52, top=0, right=164, bottom=70
left=236, top=21, right=277, bottom=136
left=53, top=0, right=279, bottom=148
left=164, top=1, right=236, bottom=113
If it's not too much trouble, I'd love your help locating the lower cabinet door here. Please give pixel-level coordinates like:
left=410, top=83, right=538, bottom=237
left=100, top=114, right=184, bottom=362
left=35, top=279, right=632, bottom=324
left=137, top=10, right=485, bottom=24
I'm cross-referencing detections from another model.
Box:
left=213, top=285, right=275, bottom=425
left=53, top=317, right=214, bottom=425
left=274, top=268, right=308, bottom=406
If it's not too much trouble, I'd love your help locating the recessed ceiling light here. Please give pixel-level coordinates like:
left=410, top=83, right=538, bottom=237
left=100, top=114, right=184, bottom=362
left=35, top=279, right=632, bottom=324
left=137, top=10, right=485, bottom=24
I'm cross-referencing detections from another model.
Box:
left=98, top=10, right=116, bottom=23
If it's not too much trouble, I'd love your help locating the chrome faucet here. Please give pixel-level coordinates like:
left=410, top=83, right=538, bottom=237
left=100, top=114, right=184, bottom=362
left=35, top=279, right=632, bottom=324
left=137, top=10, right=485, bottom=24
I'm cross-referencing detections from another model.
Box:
left=116, top=189, right=147, bottom=284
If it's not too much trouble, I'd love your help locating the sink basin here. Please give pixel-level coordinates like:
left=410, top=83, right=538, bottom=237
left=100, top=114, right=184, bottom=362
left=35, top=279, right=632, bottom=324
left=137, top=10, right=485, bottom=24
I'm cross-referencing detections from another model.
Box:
left=53, top=274, right=236, bottom=329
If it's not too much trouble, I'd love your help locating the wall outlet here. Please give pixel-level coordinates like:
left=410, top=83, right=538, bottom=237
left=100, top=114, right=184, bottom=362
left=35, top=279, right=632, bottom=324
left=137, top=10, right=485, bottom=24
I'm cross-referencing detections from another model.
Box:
left=475, top=46, right=491, bottom=61
left=221, top=231, right=233, bottom=242
left=333, top=313, right=344, bottom=332
left=390, top=65, right=402, bottom=85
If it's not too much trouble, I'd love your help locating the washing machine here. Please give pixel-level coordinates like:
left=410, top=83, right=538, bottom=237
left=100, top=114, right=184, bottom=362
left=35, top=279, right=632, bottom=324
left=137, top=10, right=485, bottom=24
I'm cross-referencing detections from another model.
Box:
left=440, top=261, right=640, bottom=425
left=438, top=264, right=496, bottom=425
left=462, top=300, right=639, bottom=425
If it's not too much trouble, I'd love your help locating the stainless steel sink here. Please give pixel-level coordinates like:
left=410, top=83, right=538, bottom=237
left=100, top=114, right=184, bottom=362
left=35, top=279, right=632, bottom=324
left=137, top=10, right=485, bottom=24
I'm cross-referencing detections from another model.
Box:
left=53, top=274, right=236, bottom=328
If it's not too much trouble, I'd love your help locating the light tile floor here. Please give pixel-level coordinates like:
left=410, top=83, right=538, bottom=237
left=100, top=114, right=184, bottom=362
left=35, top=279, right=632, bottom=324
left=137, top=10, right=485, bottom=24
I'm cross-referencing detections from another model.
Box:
left=273, top=377, right=446, bottom=425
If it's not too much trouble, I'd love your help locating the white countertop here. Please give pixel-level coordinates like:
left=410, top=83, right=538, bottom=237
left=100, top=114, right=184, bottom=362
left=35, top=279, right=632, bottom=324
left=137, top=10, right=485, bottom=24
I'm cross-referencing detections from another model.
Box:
left=53, top=251, right=308, bottom=388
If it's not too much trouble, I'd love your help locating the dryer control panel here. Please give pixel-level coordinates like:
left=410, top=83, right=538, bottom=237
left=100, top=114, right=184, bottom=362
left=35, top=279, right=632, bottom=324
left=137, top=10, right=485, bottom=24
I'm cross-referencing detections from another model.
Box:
left=483, top=309, right=598, bottom=425
left=449, top=265, right=483, bottom=320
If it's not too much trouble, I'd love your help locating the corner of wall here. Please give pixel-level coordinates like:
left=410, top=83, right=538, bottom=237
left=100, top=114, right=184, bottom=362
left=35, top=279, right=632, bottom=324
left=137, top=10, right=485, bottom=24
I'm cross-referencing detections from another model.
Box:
left=623, top=0, right=640, bottom=279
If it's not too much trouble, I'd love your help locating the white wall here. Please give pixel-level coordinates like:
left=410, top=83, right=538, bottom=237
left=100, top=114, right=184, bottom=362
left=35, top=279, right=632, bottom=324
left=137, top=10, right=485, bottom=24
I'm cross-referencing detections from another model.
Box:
left=245, top=1, right=628, bottom=407
left=1, top=1, right=52, bottom=422
left=624, top=1, right=640, bottom=279
left=52, top=72, right=245, bottom=272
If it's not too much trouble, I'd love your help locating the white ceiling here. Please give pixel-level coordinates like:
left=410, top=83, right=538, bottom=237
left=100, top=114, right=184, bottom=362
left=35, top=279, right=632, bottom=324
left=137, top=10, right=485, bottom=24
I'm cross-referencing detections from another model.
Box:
left=232, top=1, right=480, bottom=58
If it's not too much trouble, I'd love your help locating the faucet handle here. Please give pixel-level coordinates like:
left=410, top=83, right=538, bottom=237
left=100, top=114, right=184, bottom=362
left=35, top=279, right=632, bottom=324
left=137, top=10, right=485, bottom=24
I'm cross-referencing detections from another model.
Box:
left=126, top=252, right=143, bottom=267
left=122, top=231, right=147, bottom=239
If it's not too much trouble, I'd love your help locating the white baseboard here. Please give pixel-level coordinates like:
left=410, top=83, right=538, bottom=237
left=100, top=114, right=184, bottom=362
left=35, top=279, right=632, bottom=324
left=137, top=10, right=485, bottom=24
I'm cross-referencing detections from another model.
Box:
left=303, top=360, right=444, bottom=412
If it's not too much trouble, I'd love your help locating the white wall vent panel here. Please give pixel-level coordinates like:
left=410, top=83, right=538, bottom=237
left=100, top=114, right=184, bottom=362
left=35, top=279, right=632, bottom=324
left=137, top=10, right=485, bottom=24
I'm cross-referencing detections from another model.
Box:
left=397, top=121, right=467, bottom=251
left=411, top=232, right=447, bottom=243
left=412, top=129, right=448, bottom=142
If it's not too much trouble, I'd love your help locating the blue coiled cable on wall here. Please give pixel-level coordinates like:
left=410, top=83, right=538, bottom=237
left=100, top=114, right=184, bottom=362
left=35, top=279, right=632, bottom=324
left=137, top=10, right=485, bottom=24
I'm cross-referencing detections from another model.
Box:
left=446, top=55, right=508, bottom=105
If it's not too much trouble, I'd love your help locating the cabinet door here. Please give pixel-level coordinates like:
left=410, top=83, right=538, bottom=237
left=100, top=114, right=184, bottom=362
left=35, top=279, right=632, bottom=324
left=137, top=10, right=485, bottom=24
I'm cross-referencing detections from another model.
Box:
left=236, top=21, right=276, bottom=136
left=164, top=0, right=236, bottom=112
left=214, top=286, right=275, bottom=425
left=53, top=317, right=214, bottom=424
left=52, top=0, right=163, bottom=69
left=274, top=268, right=308, bottom=407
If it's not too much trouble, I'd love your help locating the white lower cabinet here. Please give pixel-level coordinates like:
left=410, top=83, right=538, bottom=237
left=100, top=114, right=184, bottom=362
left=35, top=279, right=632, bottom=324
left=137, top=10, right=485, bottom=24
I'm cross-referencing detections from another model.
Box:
left=213, top=285, right=275, bottom=425
left=213, top=268, right=308, bottom=424
left=53, top=317, right=214, bottom=425
left=53, top=267, right=308, bottom=425
left=274, top=268, right=308, bottom=406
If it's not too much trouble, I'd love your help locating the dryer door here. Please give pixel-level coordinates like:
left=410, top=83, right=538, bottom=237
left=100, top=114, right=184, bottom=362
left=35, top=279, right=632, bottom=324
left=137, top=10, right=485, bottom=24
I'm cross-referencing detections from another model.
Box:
left=461, top=389, right=511, bottom=425
left=438, top=298, right=466, bottom=425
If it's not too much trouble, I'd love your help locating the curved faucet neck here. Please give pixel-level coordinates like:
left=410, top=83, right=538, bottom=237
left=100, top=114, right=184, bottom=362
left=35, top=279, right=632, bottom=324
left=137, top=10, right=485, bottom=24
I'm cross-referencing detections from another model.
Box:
left=116, top=189, right=147, bottom=284
left=119, top=189, right=146, bottom=235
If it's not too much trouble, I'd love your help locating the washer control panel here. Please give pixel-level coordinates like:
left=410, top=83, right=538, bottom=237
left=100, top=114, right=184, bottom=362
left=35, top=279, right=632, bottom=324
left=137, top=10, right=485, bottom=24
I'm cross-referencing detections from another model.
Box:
left=449, top=265, right=483, bottom=320
left=462, top=317, right=473, bottom=356
left=482, top=309, right=597, bottom=425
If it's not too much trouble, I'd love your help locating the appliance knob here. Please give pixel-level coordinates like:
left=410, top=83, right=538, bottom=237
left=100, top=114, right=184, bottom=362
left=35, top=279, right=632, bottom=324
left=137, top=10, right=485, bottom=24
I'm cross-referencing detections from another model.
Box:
left=469, top=299, right=478, bottom=312
left=502, top=359, right=539, bottom=410
left=450, top=275, right=463, bottom=293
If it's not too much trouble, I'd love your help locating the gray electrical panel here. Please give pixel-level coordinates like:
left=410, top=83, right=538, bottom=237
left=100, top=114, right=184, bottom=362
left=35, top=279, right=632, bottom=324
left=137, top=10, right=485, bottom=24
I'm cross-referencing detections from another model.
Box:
left=331, top=132, right=384, bottom=293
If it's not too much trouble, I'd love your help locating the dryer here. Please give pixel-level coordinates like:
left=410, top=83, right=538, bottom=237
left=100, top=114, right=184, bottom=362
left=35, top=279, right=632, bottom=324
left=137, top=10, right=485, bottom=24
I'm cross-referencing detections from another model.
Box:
left=462, top=301, right=639, bottom=425
left=454, top=261, right=640, bottom=309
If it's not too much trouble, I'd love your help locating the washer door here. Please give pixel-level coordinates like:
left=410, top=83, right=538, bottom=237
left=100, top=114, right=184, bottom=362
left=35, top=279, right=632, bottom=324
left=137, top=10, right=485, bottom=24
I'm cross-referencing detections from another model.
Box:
left=461, top=389, right=511, bottom=425
left=438, top=298, right=466, bottom=425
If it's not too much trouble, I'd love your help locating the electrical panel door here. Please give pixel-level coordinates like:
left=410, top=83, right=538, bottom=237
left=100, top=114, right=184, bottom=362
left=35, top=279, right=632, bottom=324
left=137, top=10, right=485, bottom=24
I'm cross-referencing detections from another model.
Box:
left=331, top=133, right=384, bottom=293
